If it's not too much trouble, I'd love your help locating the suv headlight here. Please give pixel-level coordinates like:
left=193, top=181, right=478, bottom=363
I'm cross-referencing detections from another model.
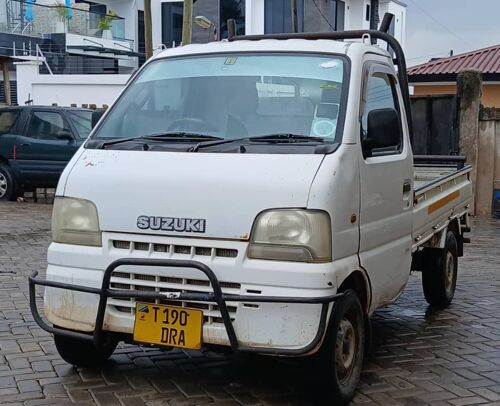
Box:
left=52, top=197, right=102, bottom=247
left=248, top=209, right=332, bottom=263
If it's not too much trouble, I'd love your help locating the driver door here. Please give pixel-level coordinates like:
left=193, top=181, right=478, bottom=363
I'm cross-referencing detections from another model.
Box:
left=358, top=63, right=413, bottom=310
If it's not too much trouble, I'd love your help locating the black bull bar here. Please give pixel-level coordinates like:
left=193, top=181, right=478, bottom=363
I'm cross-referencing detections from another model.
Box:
left=29, top=258, right=345, bottom=355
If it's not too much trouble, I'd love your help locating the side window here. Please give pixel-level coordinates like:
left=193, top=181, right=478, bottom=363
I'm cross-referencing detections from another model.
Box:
left=361, top=72, right=402, bottom=153
left=27, top=112, right=66, bottom=140
left=0, top=110, right=20, bottom=134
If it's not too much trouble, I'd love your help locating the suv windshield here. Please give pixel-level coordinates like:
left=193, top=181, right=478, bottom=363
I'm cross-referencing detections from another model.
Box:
left=92, top=53, right=346, bottom=147
left=67, top=110, right=93, bottom=139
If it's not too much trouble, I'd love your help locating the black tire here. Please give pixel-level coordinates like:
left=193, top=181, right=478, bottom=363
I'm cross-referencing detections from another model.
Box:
left=54, top=332, right=117, bottom=368
left=422, top=230, right=458, bottom=308
left=316, top=290, right=365, bottom=404
left=0, top=164, right=18, bottom=201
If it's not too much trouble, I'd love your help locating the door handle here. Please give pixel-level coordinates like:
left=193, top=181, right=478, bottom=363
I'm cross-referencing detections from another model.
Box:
left=20, top=143, right=31, bottom=147
left=403, top=180, right=412, bottom=194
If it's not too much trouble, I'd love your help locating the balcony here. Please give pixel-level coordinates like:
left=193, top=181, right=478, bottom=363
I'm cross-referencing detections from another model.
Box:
left=1, top=0, right=136, bottom=60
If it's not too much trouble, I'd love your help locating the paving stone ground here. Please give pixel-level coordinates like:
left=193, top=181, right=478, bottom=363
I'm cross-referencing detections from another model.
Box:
left=1, top=201, right=500, bottom=405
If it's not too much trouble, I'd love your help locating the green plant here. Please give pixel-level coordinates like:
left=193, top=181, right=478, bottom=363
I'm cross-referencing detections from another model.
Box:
left=54, top=1, right=68, bottom=22
left=97, top=11, right=118, bottom=31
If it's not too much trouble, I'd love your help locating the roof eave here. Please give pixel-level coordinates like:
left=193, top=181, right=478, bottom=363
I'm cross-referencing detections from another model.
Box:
left=409, top=72, right=500, bottom=84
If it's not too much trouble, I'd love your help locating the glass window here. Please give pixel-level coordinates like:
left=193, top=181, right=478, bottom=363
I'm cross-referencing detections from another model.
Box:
left=93, top=54, right=346, bottom=143
left=220, top=0, right=245, bottom=39
left=361, top=72, right=402, bottom=150
left=0, top=110, right=20, bottom=134
left=265, top=0, right=304, bottom=33
left=67, top=110, right=93, bottom=139
left=336, top=0, right=345, bottom=31
left=27, top=111, right=66, bottom=140
left=162, top=2, right=183, bottom=47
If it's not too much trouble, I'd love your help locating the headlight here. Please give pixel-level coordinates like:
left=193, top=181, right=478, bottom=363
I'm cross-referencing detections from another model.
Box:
left=248, top=209, right=332, bottom=263
left=52, top=197, right=102, bottom=247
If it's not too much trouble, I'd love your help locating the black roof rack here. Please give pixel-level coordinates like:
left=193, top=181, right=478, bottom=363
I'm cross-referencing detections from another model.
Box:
left=229, top=14, right=413, bottom=141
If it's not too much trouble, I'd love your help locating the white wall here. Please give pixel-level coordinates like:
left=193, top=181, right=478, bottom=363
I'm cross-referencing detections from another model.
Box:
left=379, top=0, right=406, bottom=47
left=245, top=0, right=264, bottom=35
left=15, top=61, right=128, bottom=107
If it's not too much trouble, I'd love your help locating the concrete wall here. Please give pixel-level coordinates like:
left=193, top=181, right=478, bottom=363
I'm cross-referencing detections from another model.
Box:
left=413, top=83, right=500, bottom=108
left=476, top=108, right=500, bottom=217
left=15, top=60, right=128, bottom=107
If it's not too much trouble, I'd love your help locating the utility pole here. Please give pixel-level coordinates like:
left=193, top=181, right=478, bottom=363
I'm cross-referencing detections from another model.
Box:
left=1, top=60, right=11, bottom=105
left=182, top=0, right=193, bottom=45
left=291, top=0, right=298, bottom=33
left=144, top=0, right=153, bottom=59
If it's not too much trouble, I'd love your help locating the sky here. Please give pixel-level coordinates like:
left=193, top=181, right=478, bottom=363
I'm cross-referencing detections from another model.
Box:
left=404, top=0, right=500, bottom=66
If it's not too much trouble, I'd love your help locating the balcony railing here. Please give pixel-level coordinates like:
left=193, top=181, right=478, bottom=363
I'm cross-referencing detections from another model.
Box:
left=2, top=0, right=133, bottom=46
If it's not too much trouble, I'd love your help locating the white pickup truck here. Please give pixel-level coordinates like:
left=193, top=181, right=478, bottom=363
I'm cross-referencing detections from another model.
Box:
left=30, top=24, right=472, bottom=402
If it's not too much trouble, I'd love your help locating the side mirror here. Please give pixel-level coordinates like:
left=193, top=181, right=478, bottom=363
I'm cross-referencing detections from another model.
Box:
left=56, top=130, right=73, bottom=140
left=363, top=108, right=401, bottom=158
left=92, top=109, right=105, bottom=129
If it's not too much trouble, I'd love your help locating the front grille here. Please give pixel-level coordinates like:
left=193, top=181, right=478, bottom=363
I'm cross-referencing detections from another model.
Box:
left=108, top=271, right=241, bottom=324
left=112, top=240, right=238, bottom=258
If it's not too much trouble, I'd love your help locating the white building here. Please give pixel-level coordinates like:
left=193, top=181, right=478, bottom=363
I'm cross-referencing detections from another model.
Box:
left=2, top=0, right=406, bottom=106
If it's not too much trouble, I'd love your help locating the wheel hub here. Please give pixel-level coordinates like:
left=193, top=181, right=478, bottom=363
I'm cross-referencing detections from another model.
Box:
left=445, top=251, right=455, bottom=293
left=335, top=318, right=356, bottom=382
left=0, top=173, right=7, bottom=198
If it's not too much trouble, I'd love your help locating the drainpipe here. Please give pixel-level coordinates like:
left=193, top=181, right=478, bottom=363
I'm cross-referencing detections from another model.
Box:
left=369, top=0, right=379, bottom=44
left=370, top=0, right=380, bottom=29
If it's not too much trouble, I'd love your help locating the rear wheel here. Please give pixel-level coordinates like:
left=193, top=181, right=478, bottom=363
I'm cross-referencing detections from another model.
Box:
left=0, top=164, right=17, bottom=201
left=422, top=230, right=458, bottom=308
left=54, top=332, right=117, bottom=368
left=317, top=290, right=365, bottom=404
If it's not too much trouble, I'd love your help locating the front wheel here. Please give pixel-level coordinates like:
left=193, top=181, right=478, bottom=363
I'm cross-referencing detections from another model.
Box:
left=54, top=332, right=117, bottom=368
left=317, top=290, right=365, bottom=404
left=422, top=230, right=458, bottom=308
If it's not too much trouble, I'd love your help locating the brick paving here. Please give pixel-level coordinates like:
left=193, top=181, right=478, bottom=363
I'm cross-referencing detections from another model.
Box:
left=1, top=201, right=500, bottom=405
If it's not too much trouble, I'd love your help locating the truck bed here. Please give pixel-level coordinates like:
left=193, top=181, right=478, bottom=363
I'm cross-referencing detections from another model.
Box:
left=412, top=156, right=473, bottom=250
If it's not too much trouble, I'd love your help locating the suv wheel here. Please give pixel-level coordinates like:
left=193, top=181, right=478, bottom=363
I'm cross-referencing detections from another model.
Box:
left=0, top=164, right=18, bottom=201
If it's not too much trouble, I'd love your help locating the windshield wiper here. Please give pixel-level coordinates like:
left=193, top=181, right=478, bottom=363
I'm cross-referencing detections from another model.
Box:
left=189, top=133, right=325, bottom=152
left=249, top=133, right=325, bottom=142
left=99, top=132, right=223, bottom=149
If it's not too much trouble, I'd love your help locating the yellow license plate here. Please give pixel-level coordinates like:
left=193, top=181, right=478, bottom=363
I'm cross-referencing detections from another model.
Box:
left=133, top=303, right=203, bottom=349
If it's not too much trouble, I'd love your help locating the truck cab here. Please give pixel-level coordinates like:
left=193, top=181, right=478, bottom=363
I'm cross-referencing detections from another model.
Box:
left=30, top=28, right=472, bottom=402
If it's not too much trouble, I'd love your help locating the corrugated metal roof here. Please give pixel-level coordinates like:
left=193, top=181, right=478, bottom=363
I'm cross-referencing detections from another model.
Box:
left=408, top=44, right=500, bottom=76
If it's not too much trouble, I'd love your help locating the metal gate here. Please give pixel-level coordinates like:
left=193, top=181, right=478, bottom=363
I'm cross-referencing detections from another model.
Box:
left=410, top=95, right=459, bottom=155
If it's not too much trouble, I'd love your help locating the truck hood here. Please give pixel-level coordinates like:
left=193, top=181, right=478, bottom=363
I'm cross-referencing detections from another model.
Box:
left=63, top=150, right=325, bottom=240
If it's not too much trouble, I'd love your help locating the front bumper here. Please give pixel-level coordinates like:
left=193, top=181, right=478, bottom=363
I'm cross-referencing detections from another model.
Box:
left=29, top=258, right=344, bottom=356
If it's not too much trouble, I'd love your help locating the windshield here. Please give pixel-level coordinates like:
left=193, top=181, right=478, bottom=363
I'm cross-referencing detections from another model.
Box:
left=92, top=53, right=346, bottom=144
left=67, top=110, right=93, bottom=139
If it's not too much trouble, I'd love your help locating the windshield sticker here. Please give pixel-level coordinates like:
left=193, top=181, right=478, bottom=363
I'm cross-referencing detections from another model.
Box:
left=320, top=84, right=338, bottom=89
left=320, top=60, right=340, bottom=69
left=225, top=57, right=238, bottom=65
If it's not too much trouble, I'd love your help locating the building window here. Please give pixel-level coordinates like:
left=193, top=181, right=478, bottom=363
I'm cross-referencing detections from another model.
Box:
left=220, top=0, right=245, bottom=39
left=265, top=0, right=304, bottom=33
left=329, top=0, right=345, bottom=31
left=162, top=2, right=184, bottom=48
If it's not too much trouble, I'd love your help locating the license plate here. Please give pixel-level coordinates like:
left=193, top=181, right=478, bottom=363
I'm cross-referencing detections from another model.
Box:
left=133, top=303, right=203, bottom=349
